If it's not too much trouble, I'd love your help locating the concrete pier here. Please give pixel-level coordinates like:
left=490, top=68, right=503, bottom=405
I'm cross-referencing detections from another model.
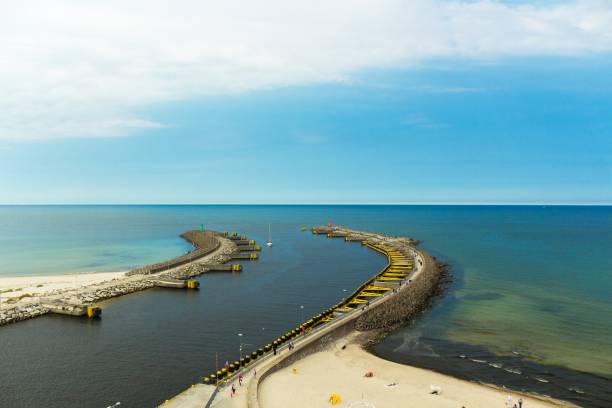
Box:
left=41, top=298, right=101, bottom=318
left=161, top=225, right=438, bottom=408
left=230, top=253, right=259, bottom=260
left=152, top=279, right=199, bottom=290
left=206, top=264, right=242, bottom=272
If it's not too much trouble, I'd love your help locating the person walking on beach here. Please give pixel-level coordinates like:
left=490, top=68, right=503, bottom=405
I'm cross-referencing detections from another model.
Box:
left=518, top=398, right=523, bottom=408
left=273, top=345, right=277, bottom=356
left=231, top=384, right=236, bottom=398
left=238, top=374, right=243, bottom=386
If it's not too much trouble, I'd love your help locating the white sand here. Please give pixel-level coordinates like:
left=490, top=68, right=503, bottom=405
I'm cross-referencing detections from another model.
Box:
left=259, top=343, right=572, bottom=408
left=0, top=235, right=236, bottom=309
left=0, top=271, right=126, bottom=305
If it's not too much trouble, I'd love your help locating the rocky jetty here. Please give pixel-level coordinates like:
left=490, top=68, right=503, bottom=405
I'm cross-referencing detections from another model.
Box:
left=355, top=253, right=446, bottom=336
left=0, top=303, right=48, bottom=325
left=312, top=225, right=448, bottom=344
left=126, top=230, right=222, bottom=276
left=0, top=230, right=242, bottom=327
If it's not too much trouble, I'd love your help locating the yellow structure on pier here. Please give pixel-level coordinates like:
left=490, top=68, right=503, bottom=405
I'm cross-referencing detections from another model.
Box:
left=86, top=306, right=101, bottom=318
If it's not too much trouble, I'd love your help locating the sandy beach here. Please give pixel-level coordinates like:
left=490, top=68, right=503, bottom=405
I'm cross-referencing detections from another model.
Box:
left=0, top=271, right=126, bottom=306
left=258, top=341, right=572, bottom=408
left=0, top=231, right=237, bottom=312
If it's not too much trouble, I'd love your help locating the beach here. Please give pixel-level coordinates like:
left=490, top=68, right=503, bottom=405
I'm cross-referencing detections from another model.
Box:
left=1, top=207, right=609, bottom=407
left=258, top=341, right=572, bottom=408
left=0, top=271, right=126, bottom=306
left=0, top=231, right=236, bottom=318
left=166, top=227, right=573, bottom=408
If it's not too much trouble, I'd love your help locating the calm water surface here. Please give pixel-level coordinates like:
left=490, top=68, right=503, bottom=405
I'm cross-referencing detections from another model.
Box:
left=0, top=205, right=610, bottom=407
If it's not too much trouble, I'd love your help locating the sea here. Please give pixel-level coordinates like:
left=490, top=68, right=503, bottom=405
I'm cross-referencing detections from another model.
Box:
left=0, top=205, right=610, bottom=407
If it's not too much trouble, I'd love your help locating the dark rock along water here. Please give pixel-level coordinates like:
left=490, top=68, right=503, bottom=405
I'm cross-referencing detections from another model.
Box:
left=0, top=205, right=610, bottom=407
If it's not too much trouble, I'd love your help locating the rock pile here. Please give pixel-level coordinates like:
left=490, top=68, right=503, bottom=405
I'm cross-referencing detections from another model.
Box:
left=355, top=251, right=446, bottom=337
left=0, top=304, right=49, bottom=326
left=0, top=232, right=243, bottom=328
left=76, top=280, right=157, bottom=304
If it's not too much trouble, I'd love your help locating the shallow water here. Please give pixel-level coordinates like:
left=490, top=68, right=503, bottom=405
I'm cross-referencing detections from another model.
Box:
left=0, top=205, right=610, bottom=407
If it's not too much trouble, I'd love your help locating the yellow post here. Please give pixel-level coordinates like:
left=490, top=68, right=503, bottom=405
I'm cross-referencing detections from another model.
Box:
left=250, top=253, right=258, bottom=260
left=232, top=264, right=242, bottom=272
left=87, top=306, right=101, bottom=318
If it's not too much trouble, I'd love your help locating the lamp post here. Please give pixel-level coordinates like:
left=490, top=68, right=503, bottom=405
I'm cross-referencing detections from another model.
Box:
left=300, top=305, right=304, bottom=324
left=238, top=333, right=243, bottom=361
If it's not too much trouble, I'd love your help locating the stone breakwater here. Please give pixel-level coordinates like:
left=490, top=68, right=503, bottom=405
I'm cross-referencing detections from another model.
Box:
left=0, top=231, right=240, bottom=327
left=0, top=303, right=48, bottom=325
left=311, top=225, right=447, bottom=342
left=126, top=230, right=222, bottom=276
left=238, top=226, right=446, bottom=408
left=355, top=253, right=448, bottom=342
left=162, top=225, right=446, bottom=408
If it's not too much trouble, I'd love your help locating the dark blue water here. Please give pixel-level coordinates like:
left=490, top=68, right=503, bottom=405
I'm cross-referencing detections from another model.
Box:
left=0, top=205, right=610, bottom=407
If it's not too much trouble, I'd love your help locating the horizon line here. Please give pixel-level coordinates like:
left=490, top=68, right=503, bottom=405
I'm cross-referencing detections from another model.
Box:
left=0, top=202, right=610, bottom=207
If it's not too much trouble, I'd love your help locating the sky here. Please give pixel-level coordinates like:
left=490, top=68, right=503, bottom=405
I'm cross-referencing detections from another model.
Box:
left=1, top=0, right=611, bottom=204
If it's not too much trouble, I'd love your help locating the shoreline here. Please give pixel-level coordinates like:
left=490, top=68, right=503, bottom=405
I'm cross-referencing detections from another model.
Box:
left=259, top=336, right=574, bottom=408
left=0, top=230, right=242, bottom=326
left=0, top=224, right=582, bottom=407
left=163, top=225, right=575, bottom=408
left=0, top=271, right=128, bottom=300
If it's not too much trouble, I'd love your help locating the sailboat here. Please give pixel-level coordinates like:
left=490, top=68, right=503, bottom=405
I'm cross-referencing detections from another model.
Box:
left=266, top=224, right=273, bottom=247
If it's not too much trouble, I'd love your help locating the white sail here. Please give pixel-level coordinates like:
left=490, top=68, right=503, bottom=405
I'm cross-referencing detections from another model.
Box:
left=266, top=224, right=273, bottom=247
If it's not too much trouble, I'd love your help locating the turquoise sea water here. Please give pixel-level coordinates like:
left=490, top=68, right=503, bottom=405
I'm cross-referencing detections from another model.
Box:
left=0, top=205, right=610, bottom=407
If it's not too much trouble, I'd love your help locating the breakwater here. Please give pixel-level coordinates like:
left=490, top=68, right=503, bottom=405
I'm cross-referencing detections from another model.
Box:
left=163, top=225, right=441, bottom=408
left=126, top=230, right=221, bottom=276
left=0, top=230, right=258, bottom=327
left=355, top=249, right=446, bottom=336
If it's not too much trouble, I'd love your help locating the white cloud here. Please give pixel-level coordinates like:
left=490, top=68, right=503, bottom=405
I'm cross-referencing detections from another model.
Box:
left=1, top=0, right=611, bottom=141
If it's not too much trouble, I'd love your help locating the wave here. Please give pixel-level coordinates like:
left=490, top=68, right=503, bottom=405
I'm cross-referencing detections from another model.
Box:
left=470, top=359, right=487, bottom=364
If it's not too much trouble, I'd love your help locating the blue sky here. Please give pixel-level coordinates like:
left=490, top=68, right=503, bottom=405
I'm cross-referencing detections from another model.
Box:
left=1, top=1, right=611, bottom=204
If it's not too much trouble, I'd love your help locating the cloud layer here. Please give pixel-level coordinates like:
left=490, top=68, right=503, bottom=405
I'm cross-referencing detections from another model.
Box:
left=2, top=0, right=612, bottom=141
